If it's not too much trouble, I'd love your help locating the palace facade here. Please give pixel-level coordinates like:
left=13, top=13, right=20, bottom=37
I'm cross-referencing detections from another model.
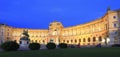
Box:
left=0, top=8, right=120, bottom=46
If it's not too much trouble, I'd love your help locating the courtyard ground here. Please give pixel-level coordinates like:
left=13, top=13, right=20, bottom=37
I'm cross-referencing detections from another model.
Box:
left=0, top=47, right=120, bottom=57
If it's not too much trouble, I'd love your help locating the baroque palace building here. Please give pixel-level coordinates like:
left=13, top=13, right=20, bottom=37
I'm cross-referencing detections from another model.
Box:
left=0, top=8, right=120, bottom=46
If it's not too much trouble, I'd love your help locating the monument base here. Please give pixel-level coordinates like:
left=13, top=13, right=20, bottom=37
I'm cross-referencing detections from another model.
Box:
left=19, top=40, right=29, bottom=50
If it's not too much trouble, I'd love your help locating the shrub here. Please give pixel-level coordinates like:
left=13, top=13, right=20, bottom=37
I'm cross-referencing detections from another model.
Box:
left=69, top=45, right=75, bottom=48
left=46, top=43, right=56, bottom=49
left=111, top=44, right=120, bottom=47
left=96, top=43, right=101, bottom=48
left=29, top=43, right=40, bottom=50
left=59, top=43, right=67, bottom=48
left=1, top=41, right=19, bottom=51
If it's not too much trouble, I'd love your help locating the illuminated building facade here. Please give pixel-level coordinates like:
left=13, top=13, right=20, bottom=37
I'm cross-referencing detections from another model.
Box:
left=0, top=8, right=120, bottom=46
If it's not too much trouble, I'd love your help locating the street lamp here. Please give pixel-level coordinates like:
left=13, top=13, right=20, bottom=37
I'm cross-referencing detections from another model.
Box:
left=105, top=37, right=110, bottom=46
left=106, top=38, right=110, bottom=44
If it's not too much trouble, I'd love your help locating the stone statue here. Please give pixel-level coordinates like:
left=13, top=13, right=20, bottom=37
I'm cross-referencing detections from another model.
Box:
left=19, top=29, right=30, bottom=50
left=19, top=29, right=30, bottom=45
left=22, top=29, right=29, bottom=37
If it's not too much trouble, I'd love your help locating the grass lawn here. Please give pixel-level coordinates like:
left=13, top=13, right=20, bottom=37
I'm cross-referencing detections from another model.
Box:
left=0, top=48, right=120, bottom=57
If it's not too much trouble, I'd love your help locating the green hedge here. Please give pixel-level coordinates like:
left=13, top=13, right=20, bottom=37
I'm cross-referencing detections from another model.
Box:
left=59, top=43, right=68, bottom=48
left=29, top=43, right=40, bottom=50
left=46, top=43, right=56, bottom=49
left=111, top=44, right=120, bottom=47
left=1, top=41, right=19, bottom=51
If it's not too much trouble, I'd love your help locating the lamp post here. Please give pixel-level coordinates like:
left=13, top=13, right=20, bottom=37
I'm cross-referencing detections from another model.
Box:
left=102, top=37, right=110, bottom=46
left=105, top=37, right=107, bottom=46
left=104, top=37, right=110, bottom=46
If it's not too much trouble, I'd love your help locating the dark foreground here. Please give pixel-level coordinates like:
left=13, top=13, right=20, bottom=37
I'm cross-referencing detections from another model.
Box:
left=0, top=48, right=120, bottom=57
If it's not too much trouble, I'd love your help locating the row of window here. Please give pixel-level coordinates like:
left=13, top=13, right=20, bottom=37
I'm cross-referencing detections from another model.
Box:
left=31, top=40, right=45, bottom=43
left=30, top=37, right=102, bottom=45
left=63, top=37, right=102, bottom=43
left=62, top=27, right=105, bottom=36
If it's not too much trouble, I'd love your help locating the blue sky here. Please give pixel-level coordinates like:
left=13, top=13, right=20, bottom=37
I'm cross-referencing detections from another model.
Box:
left=0, top=0, right=120, bottom=29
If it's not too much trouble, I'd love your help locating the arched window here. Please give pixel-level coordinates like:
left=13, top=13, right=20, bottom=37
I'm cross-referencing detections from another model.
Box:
left=67, top=40, right=69, bottom=43
left=63, top=40, right=65, bottom=43
left=88, top=38, right=90, bottom=42
left=43, top=40, right=45, bottom=43
left=98, top=36, right=102, bottom=42
left=79, top=39, right=81, bottom=42
left=39, top=40, right=41, bottom=43
left=59, top=39, right=60, bottom=42
left=93, top=37, right=96, bottom=42
left=83, top=38, right=86, bottom=42
left=75, top=39, right=77, bottom=43
left=35, top=40, right=37, bottom=43
left=71, top=40, right=73, bottom=43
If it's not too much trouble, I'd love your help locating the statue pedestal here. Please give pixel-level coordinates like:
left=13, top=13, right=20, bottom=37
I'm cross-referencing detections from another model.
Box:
left=19, top=40, right=29, bottom=50
left=19, top=29, right=30, bottom=50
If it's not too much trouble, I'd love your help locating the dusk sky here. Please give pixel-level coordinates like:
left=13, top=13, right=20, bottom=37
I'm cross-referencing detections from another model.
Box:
left=0, top=0, right=120, bottom=29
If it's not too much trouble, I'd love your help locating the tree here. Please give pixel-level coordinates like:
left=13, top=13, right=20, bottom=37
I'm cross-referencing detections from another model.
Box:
left=1, top=41, right=19, bottom=51
left=59, top=43, right=68, bottom=48
left=46, top=43, right=56, bottom=49
left=29, top=43, right=40, bottom=50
